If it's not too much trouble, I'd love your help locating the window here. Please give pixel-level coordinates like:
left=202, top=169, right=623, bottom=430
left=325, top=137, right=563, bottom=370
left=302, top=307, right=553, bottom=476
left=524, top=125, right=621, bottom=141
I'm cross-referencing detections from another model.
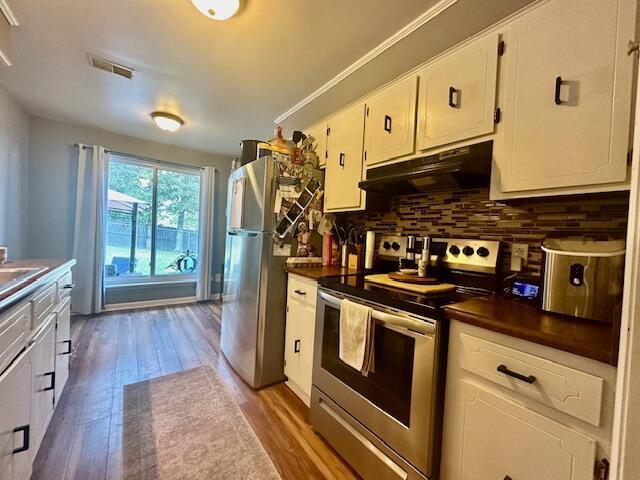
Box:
left=104, top=155, right=201, bottom=284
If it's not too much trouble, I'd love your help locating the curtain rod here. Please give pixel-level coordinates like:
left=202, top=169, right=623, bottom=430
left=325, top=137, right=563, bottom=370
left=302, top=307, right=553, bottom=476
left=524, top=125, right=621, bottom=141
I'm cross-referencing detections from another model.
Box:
left=74, top=143, right=205, bottom=171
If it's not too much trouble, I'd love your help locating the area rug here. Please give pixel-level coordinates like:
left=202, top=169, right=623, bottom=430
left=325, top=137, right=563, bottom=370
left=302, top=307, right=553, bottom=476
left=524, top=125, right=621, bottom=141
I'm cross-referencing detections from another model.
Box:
left=123, top=365, right=281, bottom=479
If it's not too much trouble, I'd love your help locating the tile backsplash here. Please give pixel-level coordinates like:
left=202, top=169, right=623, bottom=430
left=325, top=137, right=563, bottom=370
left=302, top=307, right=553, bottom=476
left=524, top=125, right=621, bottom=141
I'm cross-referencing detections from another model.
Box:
left=344, top=189, right=629, bottom=276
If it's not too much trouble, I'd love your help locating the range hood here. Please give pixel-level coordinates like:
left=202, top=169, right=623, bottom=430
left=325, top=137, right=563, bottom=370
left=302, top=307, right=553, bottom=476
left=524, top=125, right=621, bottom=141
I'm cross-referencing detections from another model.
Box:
left=359, top=141, right=492, bottom=195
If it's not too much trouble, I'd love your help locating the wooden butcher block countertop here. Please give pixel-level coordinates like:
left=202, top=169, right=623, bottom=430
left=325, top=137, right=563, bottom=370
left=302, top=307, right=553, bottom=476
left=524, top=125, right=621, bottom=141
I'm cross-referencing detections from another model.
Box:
left=445, top=294, right=620, bottom=366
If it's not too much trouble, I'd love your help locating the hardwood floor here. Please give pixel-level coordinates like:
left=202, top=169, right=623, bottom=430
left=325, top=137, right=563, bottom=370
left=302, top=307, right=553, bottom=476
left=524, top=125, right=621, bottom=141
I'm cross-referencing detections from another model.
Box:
left=31, top=302, right=358, bottom=480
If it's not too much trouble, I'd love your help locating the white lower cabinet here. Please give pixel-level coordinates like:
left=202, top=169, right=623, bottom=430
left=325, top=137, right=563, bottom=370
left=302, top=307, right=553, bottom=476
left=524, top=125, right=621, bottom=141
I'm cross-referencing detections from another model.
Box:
left=456, top=380, right=596, bottom=480
left=30, top=315, right=56, bottom=460
left=284, top=274, right=317, bottom=406
left=0, top=265, right=73, bottom=480
left=441, top=320, right=616, bottom=480
left=54, top=298, right=72, bottom=406
left=0, top=349, right=33, bottom=480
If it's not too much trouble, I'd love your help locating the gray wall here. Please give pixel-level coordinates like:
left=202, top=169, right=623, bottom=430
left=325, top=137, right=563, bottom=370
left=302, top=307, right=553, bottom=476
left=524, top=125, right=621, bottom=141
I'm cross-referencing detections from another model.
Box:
left=0, top=84, right=29, bottom=259
left=27, top=115, right=233, bottom=300
left=281, top=0, right=534, bottom=131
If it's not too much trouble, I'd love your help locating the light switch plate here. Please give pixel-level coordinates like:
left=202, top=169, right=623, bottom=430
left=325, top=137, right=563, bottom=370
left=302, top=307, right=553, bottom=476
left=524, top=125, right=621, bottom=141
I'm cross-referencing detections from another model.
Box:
left=511, top=243, right=529, bottom=271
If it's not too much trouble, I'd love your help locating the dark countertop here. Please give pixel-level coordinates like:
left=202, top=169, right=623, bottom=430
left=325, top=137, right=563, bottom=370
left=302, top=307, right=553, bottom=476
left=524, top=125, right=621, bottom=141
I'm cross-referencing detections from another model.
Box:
left=0, top=259, right=76, bottom=312
left=285, top=265, right=367, bottom=281
left=445, top=295, right=620, bottom=366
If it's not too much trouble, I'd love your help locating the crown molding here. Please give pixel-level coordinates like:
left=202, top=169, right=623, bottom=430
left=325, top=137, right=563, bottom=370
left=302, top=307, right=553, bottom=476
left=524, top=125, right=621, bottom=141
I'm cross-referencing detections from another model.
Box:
left=0, top=0, right=18, bottom=26
left=0, top=49, right=11, bottom=67
left=274, top=0, right=458, bottom=125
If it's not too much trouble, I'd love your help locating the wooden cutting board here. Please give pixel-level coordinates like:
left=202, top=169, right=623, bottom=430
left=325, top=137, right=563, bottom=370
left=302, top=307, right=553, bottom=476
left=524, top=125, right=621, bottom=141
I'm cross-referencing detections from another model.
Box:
left=365, top=274, right=456, bottom=295
left=388, top=272, right=438, bottom=284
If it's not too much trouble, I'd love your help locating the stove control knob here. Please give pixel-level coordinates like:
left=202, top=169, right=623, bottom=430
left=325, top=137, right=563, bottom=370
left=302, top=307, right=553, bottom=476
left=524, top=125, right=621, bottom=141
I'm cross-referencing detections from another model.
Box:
left=383, top=241, right=391, bottom=250
left=391, top=242, right=401, bottom=251
left=477, top=247, right=490, bottom=257
left=462, top=246, right=475, bottom=256
left=449, top=245, right=460, bottom=256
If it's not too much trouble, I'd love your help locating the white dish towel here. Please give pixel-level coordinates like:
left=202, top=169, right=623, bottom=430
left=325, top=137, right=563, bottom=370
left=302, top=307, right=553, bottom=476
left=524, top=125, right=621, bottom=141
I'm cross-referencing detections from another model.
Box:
left=339, top=299, right=374, bottom=375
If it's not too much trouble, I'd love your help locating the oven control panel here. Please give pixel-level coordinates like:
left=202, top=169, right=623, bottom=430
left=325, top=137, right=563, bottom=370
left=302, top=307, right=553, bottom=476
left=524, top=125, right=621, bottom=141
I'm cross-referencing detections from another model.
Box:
left=378, top=235, right=408, bottom=259
left=379, top=235, right=501, bottom=273
left=438, top=238, right=501, bottom=273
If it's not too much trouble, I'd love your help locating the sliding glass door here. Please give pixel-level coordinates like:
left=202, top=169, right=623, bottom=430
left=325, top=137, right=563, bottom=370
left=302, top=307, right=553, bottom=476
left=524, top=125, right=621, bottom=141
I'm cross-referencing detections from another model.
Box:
left=104, top=155, right=202, bottom=285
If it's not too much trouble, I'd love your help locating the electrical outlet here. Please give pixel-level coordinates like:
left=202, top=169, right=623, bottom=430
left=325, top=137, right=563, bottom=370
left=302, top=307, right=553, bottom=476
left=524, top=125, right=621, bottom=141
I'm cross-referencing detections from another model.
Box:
left=511, top=243, right=529, bottom=271
left=215, top=273, right=221, bottom=282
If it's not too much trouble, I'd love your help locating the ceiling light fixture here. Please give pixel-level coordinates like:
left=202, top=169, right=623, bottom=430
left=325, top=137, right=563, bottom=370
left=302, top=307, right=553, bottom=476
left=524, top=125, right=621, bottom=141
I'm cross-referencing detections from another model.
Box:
left=150, top=112, right=184, bottom=132
left=189, top=0, right=240, bottom=21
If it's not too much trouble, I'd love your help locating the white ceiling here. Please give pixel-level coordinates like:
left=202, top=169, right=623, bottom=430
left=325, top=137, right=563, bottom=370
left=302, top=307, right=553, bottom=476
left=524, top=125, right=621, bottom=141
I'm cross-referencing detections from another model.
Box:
left=0, top=0, right=436, bottom=156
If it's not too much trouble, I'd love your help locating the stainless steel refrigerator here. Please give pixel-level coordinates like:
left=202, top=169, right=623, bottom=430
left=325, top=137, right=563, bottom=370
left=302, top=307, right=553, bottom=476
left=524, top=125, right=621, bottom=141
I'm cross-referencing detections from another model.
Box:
left=221, top=155, right=288, bottom=388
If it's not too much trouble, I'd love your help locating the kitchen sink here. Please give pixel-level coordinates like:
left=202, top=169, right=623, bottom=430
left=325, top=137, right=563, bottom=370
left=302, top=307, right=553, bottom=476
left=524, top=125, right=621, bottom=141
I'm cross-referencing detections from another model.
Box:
left=0, top=267, right=47, bottom=297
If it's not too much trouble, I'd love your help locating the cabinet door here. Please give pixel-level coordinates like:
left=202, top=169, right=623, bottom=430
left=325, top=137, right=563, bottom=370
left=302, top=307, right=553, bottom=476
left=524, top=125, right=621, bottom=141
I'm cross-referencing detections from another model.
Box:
left=457, top=381, right=596, bottom=480
left=305, top=122, right=328, bottom=168
left=0, top=350, right=32, bottom=480
left=417, top=33, right=499, bottom=151
left=324, top=103, right=366, bottom=212
left=54, top=298, right=71, bottom=406
left=498, top=0, right=635, bottom=193
left=364, top=76, right=418, bottom=166
left=284, top=300, right=316, bottom=404
left=284, top=301, right=302, bottom=383
left=30, top=316, right=56, bottom=460
left=296, top=303, right=316, bottom=399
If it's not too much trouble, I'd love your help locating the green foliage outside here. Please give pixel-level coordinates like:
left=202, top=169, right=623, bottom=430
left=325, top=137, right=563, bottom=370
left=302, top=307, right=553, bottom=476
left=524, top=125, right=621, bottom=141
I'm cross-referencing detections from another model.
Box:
left=106, top=160, right=201, bottom=277
left=107, top=161, right=201, bottom=231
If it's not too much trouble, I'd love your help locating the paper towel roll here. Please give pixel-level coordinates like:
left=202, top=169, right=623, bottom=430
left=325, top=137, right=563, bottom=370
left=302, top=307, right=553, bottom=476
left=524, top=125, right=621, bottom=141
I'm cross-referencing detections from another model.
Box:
left=365, top=231, right=375, bottom=269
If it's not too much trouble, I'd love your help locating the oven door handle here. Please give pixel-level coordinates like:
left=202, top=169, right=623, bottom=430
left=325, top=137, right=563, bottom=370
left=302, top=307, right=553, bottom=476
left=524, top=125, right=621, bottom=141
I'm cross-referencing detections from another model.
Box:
left=318, top=290, right=435, bottom=336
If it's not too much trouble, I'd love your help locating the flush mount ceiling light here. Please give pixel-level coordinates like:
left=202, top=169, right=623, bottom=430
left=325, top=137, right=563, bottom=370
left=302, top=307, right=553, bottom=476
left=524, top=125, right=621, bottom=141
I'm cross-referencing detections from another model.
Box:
left=150, top=112, right=184, bottom=132
left=190, top=0, right=240, bottom=20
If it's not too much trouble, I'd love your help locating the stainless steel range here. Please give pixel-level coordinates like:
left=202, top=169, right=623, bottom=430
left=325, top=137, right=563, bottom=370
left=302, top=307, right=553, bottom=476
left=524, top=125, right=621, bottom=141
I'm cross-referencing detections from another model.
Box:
left=311, top=236, right=501, bottom=480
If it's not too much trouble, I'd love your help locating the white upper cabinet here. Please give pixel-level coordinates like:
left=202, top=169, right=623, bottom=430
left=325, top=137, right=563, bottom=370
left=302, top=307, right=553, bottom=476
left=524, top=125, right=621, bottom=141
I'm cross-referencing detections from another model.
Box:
left=416, top=33, right=500, bottom=151
left=304, top=122, right=328, bottom=168
left=495, top=0, right=636, bottom=194
left=324, top=103, right=366, bottom=212
left=364, top=75, right=418, bottom=166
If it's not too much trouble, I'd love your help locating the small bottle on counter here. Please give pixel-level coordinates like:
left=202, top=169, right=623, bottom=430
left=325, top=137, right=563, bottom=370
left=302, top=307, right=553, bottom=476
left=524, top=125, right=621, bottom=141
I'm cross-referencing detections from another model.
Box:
left=418, top=236, right=431, bottom=278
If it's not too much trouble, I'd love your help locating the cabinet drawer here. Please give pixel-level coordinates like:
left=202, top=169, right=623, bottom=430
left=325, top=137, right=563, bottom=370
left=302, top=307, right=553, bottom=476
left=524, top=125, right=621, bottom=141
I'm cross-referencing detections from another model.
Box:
left=287, top=275, right=317, bottom=308
left=458, top=332, right=604, bottom=426
left=31, top=283, right=58, bottom=331
left=56, top=270, right=73, bottom=300
left=0, top=301, right=31, bottom=374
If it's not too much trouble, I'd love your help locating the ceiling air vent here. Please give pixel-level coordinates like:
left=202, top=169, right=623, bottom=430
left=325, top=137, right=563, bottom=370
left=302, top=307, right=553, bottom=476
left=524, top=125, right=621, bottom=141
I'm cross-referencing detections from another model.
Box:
left=88, top=55, right=134, bottom=79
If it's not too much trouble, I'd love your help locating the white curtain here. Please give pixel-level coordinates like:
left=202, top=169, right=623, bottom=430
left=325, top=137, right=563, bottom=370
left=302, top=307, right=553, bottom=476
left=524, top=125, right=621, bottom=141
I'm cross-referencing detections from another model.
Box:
left=72, top=145, right=109, bottom=315
left=196, top=166, right=216, bottom=301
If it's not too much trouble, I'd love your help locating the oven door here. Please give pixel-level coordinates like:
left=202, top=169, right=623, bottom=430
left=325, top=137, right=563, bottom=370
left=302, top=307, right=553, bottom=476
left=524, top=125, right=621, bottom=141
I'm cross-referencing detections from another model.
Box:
left=312, top=288, right=440, bottom=477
